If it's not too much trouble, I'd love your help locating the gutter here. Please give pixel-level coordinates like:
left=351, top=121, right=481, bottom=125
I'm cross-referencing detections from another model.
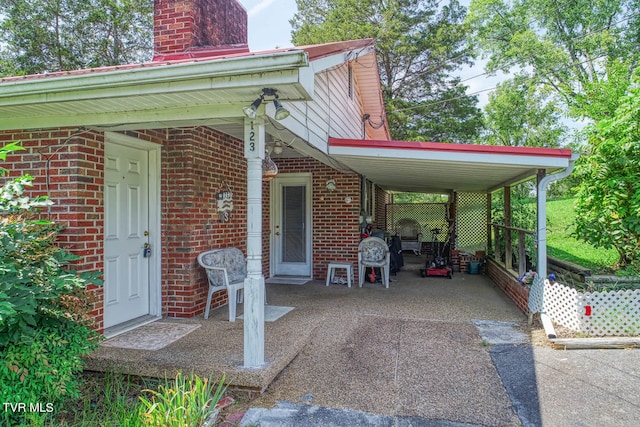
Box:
left=0, top=51, right=310, bottom=101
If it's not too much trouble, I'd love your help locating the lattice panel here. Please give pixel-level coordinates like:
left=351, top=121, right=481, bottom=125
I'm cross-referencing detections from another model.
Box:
left=579, top=289, right=640, bottom=336
left=541, top=280, right=580, bottom=330
left=528, top=275, right=545, bottom=314
left=456, top=193, right=487, bottom=253
left=534, top=281, right=640, bottom=337
left=386, top=203, right=450, bottom=243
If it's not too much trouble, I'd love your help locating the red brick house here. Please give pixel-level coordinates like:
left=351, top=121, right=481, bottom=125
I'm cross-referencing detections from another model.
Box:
left=0, top=0, right=575, bottom=366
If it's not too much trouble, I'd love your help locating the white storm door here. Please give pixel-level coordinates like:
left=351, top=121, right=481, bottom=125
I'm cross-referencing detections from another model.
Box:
left=272, top=174, right=312, bottom=276
left=104, top=142, right=151, bottom=328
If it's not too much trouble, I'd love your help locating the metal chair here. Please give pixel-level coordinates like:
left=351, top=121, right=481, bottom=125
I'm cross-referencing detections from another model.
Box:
left=358, top=236, right=390, bottom=288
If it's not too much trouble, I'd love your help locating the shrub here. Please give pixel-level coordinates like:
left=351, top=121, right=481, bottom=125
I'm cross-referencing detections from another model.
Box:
left=0, top=142, right=102, bottom=425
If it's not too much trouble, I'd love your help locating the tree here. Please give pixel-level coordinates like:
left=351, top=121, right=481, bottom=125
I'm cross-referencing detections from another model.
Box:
left=466, top=0, right=640, bottom=121
left=0, top=0, right=153, bottom=76
left=573, top=73, right=640, bottom=269
left=482, top=75, right=566, bottom=147
left=291, top=0, right=483, bottom=143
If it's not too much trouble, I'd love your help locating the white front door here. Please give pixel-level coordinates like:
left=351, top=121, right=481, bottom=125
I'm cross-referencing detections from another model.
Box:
left=272, top=174, right=312, bottom=277
left=103, top=140, right=152, bottom=328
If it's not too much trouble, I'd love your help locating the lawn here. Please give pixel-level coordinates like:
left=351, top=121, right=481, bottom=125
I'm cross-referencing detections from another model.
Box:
left=546, top=197, right=618, bottom=273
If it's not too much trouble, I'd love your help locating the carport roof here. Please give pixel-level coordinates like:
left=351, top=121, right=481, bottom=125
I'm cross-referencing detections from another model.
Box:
left=328, top=138, right=574, bottom=194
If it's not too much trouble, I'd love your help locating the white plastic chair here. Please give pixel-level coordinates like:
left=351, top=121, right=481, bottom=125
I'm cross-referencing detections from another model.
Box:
left=197, top=248, right=246, bottom=322
left=358, top=236, right=390, bottom=288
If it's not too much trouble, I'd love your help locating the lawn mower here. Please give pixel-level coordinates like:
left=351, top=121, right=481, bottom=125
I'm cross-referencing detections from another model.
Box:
left=421, top=228, right=453, bottom=279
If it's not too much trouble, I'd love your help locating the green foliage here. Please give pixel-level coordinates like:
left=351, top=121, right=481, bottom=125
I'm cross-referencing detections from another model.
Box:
left=573, top=74, right=640, bottom=268
left=466, top=0, right=639, bottom=121
left=491, top=184, right=536, bottom=231
left=1, top=142, right=103, bottom=425
left=0, top=141, right=25, bottom=175
left=546, top=198, right=618, bottom=272
left=392, top=192, right=449, bottom=204
left=138, top=372, right=228, bottom=427
left=0, top=0, right=153, bottom=76
left=482, top=75, right=566, bottom=147
left=291, top=0, right=483, bottom=143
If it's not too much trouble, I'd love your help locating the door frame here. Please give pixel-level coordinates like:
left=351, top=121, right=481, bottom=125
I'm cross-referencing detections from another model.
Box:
left=104, top=132, right=162, bottom=327
left=269, top=173, right=313, bottom=277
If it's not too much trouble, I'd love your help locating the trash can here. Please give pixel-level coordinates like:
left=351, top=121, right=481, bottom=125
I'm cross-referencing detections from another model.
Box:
left=469, top=261, right=480, bottom=274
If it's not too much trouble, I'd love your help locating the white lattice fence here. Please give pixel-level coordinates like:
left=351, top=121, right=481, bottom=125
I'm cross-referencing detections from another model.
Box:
left=536, top=281, right=640, bottom=337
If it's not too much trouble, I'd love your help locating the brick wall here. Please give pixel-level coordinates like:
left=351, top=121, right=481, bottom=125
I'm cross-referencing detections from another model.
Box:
left=161, top=127, right=250, bottom=318
left=275, top=157, right=362, bottom=281
left=0, top=128, right=107, bottom=330
left=486, top=257, right=530, bottom=314
left=1, top=126, right=371, bottom=326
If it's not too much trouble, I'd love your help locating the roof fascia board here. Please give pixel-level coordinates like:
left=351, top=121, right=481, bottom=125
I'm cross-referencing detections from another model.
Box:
left=0, top=51, right=309, bottom=101
left=487, top=169, right=545, bottom=193
left=0, top=102, right=247, bottom=131
left=2, top=70, right=309, bottom=110
left=310, top=45, right=375, bottom=74
left=329, top=145, right=570, bottom=169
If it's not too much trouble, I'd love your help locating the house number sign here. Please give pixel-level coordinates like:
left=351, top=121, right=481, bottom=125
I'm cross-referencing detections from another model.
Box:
left=216, top=183, right=233, bottom=222
left=244, top=119, right=265, bottom=159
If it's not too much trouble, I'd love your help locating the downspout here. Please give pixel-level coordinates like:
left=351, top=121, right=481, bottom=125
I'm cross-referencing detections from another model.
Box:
left=536, top=153, right=579, bottom=280
left=531, top=153, right=579, bottom=333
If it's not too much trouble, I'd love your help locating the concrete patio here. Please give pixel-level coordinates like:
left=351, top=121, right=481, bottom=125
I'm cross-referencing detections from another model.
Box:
left=85, top=255, right=525, bottom=398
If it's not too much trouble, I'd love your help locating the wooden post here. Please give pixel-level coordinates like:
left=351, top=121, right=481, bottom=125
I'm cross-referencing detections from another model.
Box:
left=243, top=117, right=265, bottom=368
left=493, top=224, right=500, bottom=262
left=518, top=231, right=526, bottom=276
left=504, top=186, right=512, bottom=270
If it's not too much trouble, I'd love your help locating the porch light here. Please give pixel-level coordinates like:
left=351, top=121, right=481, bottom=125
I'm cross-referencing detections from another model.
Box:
left=273, top=96, right=290, bottom=120
left=242, top=95, right=263, bottom=119
left=326, top=179, right=336, bottom=191
left=243, top=88, right=290, bottom=121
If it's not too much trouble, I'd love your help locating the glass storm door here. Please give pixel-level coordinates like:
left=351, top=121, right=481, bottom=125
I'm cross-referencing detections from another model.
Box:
left=273, top=175, right=312, bottom=277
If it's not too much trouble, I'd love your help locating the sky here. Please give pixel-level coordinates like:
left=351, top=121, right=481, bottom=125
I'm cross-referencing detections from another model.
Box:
left=239, top=0, right=297, bottom=50
left=238, top=0, right=499, bottom=107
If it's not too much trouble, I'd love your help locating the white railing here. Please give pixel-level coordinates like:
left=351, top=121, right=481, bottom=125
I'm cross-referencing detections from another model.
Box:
left=533, top=280, right=640, bottom=337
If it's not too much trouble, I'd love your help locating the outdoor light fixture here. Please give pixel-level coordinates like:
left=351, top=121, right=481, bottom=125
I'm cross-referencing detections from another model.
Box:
left=242, top=88, right=290, bottom=121
left=242, top=95, right=263, bottom=119
left=273, top=96, right=290, bottom=120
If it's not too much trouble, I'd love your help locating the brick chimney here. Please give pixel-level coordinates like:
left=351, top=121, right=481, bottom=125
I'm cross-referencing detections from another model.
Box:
left=153, top=0, right=249, bottom=61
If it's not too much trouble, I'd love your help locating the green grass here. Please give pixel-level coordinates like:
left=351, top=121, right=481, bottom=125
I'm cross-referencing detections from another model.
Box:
left=546, top=197, right=618, bottom=273
left=17, top=371, right=228, bottom=427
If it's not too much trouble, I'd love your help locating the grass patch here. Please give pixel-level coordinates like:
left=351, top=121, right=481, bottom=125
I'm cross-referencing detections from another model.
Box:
left=546, top=197, right=618, bottom=273
left=15, top=371, right=228, bottom=427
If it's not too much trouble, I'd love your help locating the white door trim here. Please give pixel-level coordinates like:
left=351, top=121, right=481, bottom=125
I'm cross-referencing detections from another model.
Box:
left=270, top=173, right=313, bottom=277
left=104, top=132, right=162, bottom=320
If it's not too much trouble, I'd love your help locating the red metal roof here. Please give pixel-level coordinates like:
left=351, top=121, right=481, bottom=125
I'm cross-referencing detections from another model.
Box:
left=0, top=39, right=375, bottom=84
left=329, top=138, right=573, bottom=158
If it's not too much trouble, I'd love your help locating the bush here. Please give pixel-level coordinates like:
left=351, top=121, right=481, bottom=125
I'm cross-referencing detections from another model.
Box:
left=0, top=142, right=102, bottom=425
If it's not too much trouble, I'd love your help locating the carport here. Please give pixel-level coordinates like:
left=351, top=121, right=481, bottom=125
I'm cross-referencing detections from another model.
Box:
left=328, top=137, right=578, bottom=285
